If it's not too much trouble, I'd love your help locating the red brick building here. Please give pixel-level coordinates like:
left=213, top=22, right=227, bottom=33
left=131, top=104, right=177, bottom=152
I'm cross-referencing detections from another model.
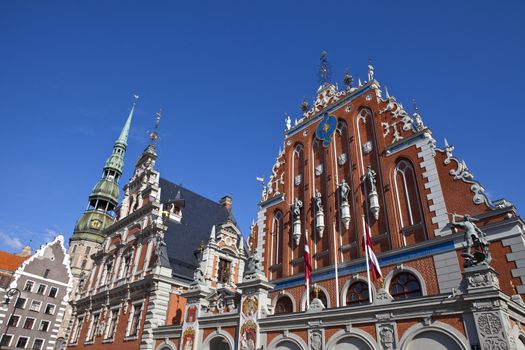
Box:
left=67, top=57, right=525, bottom=350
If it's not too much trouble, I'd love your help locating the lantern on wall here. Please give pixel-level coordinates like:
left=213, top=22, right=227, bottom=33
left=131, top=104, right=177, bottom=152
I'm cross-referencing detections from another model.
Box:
left=341, top=201, right=351, bottom=230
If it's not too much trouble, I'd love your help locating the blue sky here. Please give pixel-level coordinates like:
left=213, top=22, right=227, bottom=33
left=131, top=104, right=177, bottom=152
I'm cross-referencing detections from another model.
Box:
left=0, top=1, right=523, bottom=252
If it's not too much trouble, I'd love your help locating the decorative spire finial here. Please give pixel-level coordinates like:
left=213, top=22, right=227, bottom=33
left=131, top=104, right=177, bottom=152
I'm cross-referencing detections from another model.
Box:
left=412, top=98, right=419, bottom=113
left=343, top=68, right=353, bottom=91
left=116, top=95, right=139, bottom=147
left=319, top=51, right=330, bottom=85
left=367, top=58, right=375, bottom=81
left=149, top=109, right=162, bottom=143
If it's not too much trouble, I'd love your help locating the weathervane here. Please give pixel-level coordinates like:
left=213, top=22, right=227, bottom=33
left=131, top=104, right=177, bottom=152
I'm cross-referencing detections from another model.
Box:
left=149, top=109, right=162, bottom=142
left=319, top=51, right=331, bottom=85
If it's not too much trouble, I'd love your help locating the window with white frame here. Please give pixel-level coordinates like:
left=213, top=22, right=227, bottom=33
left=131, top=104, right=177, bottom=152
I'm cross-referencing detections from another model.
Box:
left=23, top=281, right=34, bottom=292
left=16, top=336, right=29, bottom=349
left=86, top=313, right=100, bottom=342
left=104, top=260, right=114, bottom=285
left=15, top=297, right=27, bottom=309
left=48, top=287, right=58, bottom=298
left=23, top=317, right=35, bottom=330
left=31, top=339, right=44, bottom=350
left=36, top=284, right=46, bottom=295
left=8, top=315, right=20, bottom=327
left=44, top=303, right=55, bottom=315
left=126, top=303, right=143, bottom=337
left=104, top=309, right=119, bottom=340
left=121, top=253, right=132, bottom=278
left=70, top=317, right=84, bottom=344
left=0, top=334, right=13, bottom=347
left=29, top=300, right=41, bottom=312
left=38, top=320, right=50, bottom=332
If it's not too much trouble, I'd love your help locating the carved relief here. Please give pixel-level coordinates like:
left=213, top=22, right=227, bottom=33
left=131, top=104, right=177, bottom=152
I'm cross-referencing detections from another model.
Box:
left=308, top=329, right=323, bottom=350
left=475, top=312, right=511, bottom=350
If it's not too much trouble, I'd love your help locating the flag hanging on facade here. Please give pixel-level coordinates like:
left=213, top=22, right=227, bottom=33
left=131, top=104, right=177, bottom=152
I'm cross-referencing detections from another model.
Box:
left=365, top=226, right=382, bottom=280
left=304, top=230, right=312, bottom=286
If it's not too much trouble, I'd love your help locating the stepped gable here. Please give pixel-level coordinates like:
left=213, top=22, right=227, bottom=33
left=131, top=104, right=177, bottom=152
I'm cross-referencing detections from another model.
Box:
left=159, top=177, right=231, bottom=280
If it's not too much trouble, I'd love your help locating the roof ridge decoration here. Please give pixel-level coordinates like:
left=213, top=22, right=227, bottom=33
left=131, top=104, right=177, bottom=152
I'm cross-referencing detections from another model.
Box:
left=262, top=149, right=285, bottom=202
left=440, top=139, right=511, bottom=210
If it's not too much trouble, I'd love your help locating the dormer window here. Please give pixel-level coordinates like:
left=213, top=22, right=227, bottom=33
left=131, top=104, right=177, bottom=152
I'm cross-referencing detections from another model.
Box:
left=217, top=258, right=231, bottom=284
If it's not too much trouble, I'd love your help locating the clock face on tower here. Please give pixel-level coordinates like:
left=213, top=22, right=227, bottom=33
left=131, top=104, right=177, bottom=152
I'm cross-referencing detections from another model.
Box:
left=90, top=219, right=102, bottom=230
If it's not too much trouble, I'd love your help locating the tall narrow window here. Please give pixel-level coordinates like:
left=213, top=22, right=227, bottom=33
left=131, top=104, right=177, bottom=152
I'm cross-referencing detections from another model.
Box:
left=105, top=309, right=119, bottom=340
left=71, top=317, right=83, bottom=344
left=217, top=259, right=231, bottom=284
left=86, top=313, right=99, bottom=342
left=393, top=160, right=426, bottom=245
left=127, top=303, right=143, bottom=337
left=271, top=211, right=284, bottom=266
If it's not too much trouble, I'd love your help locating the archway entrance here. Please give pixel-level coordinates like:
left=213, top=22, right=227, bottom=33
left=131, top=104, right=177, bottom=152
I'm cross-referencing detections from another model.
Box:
left=273, top=340, right=302, bottom=350
left=331, top=336, right=373, bottom=350
left=207, top=336, right=232, bottom=350
left=405, top=331, right=463, bottom=350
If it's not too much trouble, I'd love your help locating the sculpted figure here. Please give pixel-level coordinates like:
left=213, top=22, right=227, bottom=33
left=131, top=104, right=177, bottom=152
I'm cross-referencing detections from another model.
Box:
left=365, top=166, right=377, bottom=193
left=292, top=198, right=303, bottom=219
left=339, top=179, right=350, bottom=202
left=452, top=214, right=491, bottom=266
left=314, top=189, right=323, bottom=213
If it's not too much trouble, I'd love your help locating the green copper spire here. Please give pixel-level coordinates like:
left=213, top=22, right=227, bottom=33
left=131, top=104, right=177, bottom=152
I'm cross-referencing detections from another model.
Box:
left=71, top=97, right=138, bottom=244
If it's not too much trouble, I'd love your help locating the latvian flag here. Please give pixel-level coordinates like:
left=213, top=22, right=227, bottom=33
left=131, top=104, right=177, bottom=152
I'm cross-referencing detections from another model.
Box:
left=304, top=231, right=313, bottom=287
left=365, top=226, right=382, bottom=280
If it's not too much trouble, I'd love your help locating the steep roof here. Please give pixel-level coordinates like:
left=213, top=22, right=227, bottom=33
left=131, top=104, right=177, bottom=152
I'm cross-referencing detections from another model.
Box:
left=158, top=178, right=231, bottom=281
left=0, top=251, right=28, bottom=272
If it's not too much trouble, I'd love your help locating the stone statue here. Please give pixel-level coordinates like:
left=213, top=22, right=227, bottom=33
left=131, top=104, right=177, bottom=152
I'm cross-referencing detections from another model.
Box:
left=339, top=179, right=350, bottom=202
left=244, top=250, right=263, bottom=278
left=452, top=214, right=491, bottom=267
left=154, top=235, right=166, bottom=266
left=314, top=189, right=323, bottom=213
left=193, top=265, right=205, bottom=285
left=292, top=198, right=303, bottom=219
left=365, top=166, right=377, bottom=193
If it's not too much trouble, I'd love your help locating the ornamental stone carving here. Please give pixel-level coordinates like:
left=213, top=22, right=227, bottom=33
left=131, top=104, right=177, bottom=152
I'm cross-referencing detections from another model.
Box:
left=378, top=323, right=396, bottom=350
left=474, top=311, right=512, bottom=350
left=308, top=329, right=323, bottom=350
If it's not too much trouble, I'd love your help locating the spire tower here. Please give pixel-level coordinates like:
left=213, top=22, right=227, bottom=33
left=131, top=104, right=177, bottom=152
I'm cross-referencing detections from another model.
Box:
left=69, top=96, right=138, bottom=274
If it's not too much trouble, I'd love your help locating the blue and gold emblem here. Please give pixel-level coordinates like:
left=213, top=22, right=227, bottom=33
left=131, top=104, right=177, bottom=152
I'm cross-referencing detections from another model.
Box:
left=316, top=113, right=337, bottom=147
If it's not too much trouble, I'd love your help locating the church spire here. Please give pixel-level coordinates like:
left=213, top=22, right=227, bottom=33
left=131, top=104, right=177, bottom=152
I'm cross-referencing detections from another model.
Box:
left=70, top=97, right=138, bottom=244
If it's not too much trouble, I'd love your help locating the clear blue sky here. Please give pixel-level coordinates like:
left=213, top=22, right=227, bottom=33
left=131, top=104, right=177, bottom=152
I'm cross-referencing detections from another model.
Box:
left=0, top=1, right=523, bottom=252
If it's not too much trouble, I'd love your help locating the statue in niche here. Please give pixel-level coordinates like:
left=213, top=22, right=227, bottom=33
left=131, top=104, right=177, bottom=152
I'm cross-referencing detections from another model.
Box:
left=452, top=214, right=491, bottom=267
left=365, top=166, right=377, bottom=193
left=314, top=189, right=323, bottom=213
left=292, top=198, right=303, bottom=219
left=154, top=235, right=166, bottom=266
left=339, top=179, right=350, bottom=202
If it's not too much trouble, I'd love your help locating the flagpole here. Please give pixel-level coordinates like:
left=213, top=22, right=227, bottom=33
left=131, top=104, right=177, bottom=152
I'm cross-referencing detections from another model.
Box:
left=332, top=222, right=340, bottom=307
left=305, top=229, right=310, bottom=310
left=362, top=214, right=372, bottom=304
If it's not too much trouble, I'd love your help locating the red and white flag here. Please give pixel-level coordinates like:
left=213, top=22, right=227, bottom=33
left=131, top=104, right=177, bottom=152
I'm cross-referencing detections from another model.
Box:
left=365, top=226, right=382, bottom=280
left=304, top=231, right=313, bottom=286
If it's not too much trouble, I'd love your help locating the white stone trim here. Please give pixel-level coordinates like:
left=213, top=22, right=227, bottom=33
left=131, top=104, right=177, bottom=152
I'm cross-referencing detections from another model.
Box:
left=398, top=321, right=469, bottom=350
left=433, top=250, right=462, bottom=293
left=325, top=328, right=377, bottom=350
left=415, top=137, right=450, bottom=236
left=155, top=338, right=178, bottom=350
left=502, top=233, right=525, bottom=294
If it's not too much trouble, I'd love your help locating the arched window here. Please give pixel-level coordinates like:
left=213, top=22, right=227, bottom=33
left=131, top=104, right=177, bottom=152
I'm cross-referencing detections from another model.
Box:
left=271, top=211, right=284, bottom=266
left=274, top=296, right=293, bottom=314
left=308, top=288, right=328, bottom=308
left=346, top=281, right=370, bottom=305
left=393, top=160, right=426, bottom=245
left=389, top=272, right=422, bottom=300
